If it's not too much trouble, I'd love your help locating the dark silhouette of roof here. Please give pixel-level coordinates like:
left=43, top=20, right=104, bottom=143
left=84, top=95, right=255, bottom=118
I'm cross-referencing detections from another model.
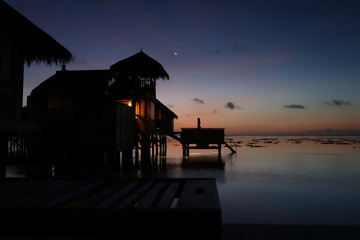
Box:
left=110, top=50, right=169, bottom=80
left=0, top=0, right=72, bottom=66
left=31, top=69, right=111, bottom=95
left=155, top=98, right=178, bottom=119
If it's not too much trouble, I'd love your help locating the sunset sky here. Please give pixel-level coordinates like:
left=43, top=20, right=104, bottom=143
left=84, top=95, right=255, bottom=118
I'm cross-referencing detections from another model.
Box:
left=6, top=0, right=360, bottom=135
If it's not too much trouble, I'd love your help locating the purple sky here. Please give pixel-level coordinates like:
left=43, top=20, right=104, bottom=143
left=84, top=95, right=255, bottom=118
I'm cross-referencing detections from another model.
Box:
left=6, top=0, right=360, bottom=135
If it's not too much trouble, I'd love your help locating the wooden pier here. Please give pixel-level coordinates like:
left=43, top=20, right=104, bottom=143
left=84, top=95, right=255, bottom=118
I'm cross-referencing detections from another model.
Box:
left=0, top=178, right=221, bottom=239
left=180, top=120, right=236, bottom=160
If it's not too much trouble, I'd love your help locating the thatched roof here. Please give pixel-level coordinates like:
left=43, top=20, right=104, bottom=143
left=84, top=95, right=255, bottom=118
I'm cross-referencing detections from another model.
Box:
left=31, top=69, right=111, bottom=95
left=1, top=0, right=72, bottom=66
left=110, top=51, right=169, bottom=80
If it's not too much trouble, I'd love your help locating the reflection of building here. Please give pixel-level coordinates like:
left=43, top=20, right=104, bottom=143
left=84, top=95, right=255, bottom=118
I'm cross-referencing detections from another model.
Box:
left=27, top=51, right=177, bottom=171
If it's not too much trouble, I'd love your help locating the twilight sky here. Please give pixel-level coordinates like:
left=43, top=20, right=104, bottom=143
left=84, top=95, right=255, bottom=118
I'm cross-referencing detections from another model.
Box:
left=6, top=0, right=360, bottom=135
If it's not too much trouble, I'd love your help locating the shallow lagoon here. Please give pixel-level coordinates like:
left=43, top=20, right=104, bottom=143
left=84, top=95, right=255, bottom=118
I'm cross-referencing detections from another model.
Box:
left=6, top=136, right=360, bottom=226
left=163, top=136, right=360, bottom=226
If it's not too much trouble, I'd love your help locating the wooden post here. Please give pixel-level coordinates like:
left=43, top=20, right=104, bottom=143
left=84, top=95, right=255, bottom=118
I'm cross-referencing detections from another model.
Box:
left=151, top=135, right=155, bottom=160
left=182, top=143, right=190, bottom=158
left=113, top=151, right=120, bottom=170
left=0, top=134, right=7, bottom=178
left=140, top=133, right=151, bottom=167
left=164, top=134, right=167, bottom=155
left=135, top=135, right=139, bottom=168
left=155, top=134, right=159, bottom=156
left=122, top=149, right=133, bottom=170
left=218, top=143, right=221, bottom=161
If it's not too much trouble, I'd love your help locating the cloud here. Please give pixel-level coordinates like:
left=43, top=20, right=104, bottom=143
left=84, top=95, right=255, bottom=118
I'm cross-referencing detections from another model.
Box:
left=224, top=101, right=242, bottom=110
left=211, top=44, right=244, bottom=55
left=283, top=104, right=305, bottom=109
left=192, top=98, right=205, bottom=104
left=324, top=99, right=350, bottom=106
left=73, top=56, right=87, bottom=64
left=233, top=44, right=244, bottom=52
left=239, top=52, right=292, bottom=72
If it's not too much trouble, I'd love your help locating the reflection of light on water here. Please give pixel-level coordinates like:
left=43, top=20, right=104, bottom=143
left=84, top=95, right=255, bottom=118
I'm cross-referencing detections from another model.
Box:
left=5, top=165, right=26, bottom=178
left=51, top=164, right=56, bottom=177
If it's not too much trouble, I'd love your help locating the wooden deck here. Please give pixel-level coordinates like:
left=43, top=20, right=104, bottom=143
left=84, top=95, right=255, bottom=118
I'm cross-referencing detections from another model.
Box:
left=0, top=178, right=221, bottom=239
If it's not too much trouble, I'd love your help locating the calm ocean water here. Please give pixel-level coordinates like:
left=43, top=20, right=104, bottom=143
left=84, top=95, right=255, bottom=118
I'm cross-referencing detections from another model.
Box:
left=6, top=136, right=360, bottom=226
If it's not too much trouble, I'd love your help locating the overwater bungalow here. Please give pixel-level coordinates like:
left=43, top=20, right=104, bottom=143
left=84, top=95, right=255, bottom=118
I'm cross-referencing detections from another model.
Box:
left=27, top=51, right=178, bottom=172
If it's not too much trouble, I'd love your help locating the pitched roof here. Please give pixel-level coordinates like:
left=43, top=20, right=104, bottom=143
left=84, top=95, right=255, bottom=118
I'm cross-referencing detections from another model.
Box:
left=1, top=0, right=72, bottom=65
left=31, top=69, right=111, bottom=95
left=110, top=51, right=169, bottom=80
left=155, top=98, right=178, bottom=119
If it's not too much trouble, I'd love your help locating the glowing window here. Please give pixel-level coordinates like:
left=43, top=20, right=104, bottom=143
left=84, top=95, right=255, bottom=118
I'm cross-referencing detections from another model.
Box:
left=117, top=99, right=132, bottom=107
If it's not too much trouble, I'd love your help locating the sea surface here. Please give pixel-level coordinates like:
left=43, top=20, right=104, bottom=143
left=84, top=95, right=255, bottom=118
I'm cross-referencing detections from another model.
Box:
left=6, top=136, right=360, bottom=226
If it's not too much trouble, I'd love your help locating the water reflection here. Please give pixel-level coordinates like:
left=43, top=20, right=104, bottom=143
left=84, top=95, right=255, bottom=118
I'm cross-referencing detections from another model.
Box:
left=5, top=136, right=360, bottom=226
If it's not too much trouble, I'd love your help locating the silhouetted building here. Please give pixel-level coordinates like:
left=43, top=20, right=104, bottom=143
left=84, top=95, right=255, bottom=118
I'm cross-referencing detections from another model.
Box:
left=27, top=51, right=177, bottom=171
left=0, top=0, right=72, bottom=177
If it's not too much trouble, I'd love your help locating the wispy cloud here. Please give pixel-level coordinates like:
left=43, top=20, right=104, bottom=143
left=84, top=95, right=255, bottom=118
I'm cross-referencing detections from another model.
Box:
left=192, top=98, right=205, bottom=104
left=211, top=44, right=244, bottom=55
left=73, top=56, right=87, bottom=64
left=324, top=99, right=350, bottom=106
left=239, top=52, right=292, bottom=71
left=233, top=44, right=244, bottom=52
left=283, top=104, right=305, bottom=109
left=224, top=101, right=242, bottom=110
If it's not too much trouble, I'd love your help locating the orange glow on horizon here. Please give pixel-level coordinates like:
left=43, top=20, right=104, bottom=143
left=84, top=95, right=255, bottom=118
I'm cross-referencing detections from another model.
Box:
left=173, top=116, right=360, bottom=136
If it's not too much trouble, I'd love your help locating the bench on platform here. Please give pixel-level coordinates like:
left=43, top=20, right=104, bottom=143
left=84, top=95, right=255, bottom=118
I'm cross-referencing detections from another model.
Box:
left=0, top=178, right=221, bottom=239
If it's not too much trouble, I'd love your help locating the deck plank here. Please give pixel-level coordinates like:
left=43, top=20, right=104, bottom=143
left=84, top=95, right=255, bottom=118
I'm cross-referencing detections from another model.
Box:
left=74, top=180, right=127, bottom=208
left=3, top=180, right=73, bottom=207
left=115, top=180, right=154, bottom=208
left=177, top=179, right=220, bottom=209
left=137, top=180, right=167, bottom=208
left=42, top=180, right=103, bottom=207
left=155, top=181, right=181, bottom=208
left=0, top=178, right=222, bottom=240
left=0, top=179, right=52, bottom=205
left=94, top=180, right=140, bottom=208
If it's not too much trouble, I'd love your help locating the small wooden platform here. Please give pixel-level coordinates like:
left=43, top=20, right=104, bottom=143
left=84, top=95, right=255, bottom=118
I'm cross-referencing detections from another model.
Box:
left=180, top=128, right=236, bottom=159
left=181, top=128, right=225, bottom=159
left=0, top=178, right=221, bottom=239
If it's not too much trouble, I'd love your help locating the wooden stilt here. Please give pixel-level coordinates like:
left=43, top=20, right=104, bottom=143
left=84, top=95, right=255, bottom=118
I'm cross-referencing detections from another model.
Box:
left=122, top=149, right=133, bottom=170
left=155, top=134, right=159, bottom=156
left=140, top=133, right=151, bottom=167
left=151, top=135, right=155, bottom=160
left=0, top=134, right=7, bottom=178
left=218, top=144, right=221, bottom=161
left=135, top=135, right=139, bottom=168
left=164, top=134, right=167, bottom=156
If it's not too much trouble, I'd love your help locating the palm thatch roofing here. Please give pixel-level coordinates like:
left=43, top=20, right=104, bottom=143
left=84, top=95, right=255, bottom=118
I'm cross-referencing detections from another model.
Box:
left=1, top=0, right=72, bottom=66
left=31, top=69, right=111, bottom=96
left=110, top=51, right=169, bottom=80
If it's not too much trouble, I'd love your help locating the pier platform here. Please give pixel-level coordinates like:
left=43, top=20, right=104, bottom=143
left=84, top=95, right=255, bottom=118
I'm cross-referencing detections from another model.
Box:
left=181, top=127, right=236, bottom=159
left=0, top=178, right=221, bottom=239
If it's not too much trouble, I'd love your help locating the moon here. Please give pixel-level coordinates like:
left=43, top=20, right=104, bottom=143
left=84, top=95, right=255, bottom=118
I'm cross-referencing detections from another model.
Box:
left=173, top=52, right=178, bottom=56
